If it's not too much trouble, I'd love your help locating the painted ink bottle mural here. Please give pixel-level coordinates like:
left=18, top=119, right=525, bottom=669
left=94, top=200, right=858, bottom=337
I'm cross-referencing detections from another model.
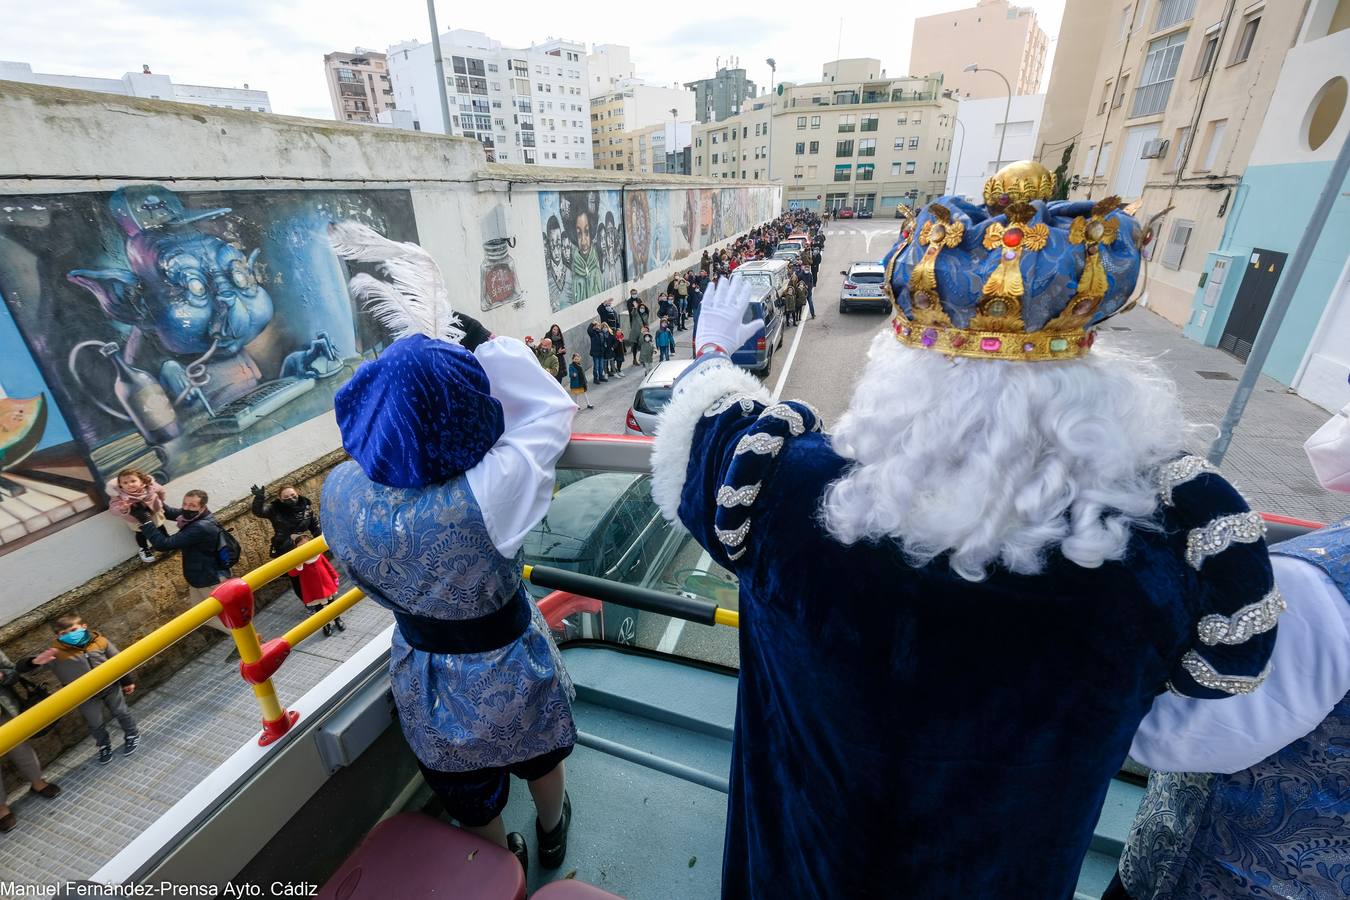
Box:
left=0, top=186, right=419, bottom=549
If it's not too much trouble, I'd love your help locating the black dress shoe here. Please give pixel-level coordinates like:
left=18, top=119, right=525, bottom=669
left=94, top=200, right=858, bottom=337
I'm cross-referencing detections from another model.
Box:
left=507, top=831, right=528, bottom=872
left=536, top=792, right=571, bottom=870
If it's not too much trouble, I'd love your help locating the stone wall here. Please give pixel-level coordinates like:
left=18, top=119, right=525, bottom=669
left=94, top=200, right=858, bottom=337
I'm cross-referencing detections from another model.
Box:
left=0, top=449, right=346, bottom=770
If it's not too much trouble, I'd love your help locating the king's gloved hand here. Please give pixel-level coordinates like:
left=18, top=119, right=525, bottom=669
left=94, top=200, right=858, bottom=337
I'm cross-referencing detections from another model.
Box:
left=693, top=275, right=760, bottom=358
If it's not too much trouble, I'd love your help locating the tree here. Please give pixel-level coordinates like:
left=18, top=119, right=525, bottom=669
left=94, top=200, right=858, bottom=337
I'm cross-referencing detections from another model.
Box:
left=1051, top=143, right=1074, bottom=201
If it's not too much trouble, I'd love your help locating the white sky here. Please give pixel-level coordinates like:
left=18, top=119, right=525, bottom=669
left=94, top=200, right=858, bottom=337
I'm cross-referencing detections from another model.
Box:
left=2, top=0, right=1067, bottom=120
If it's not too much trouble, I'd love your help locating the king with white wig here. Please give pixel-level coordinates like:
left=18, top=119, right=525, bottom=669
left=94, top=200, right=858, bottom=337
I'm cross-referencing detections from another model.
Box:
left=653, top=162, right=1283, bottom=898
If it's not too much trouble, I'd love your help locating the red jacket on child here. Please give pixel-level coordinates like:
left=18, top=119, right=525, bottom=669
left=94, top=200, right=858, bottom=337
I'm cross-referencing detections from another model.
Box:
left=289, top=555, right=339, bottom=607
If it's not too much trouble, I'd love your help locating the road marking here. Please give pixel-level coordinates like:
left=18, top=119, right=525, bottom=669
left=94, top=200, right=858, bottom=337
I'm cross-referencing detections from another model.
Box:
left=655, top=547, right=714, bottom=654
left=771, top=305, right=809, bottom=402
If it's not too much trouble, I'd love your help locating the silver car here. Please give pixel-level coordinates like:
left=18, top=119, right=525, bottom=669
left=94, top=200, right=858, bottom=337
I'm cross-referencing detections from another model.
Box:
left=625, top=359, right=696, bottom=436
left=839, top=262, right=889, bottom=313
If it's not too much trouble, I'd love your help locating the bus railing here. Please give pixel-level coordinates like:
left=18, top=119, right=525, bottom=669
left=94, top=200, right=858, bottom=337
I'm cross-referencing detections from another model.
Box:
left=0, top=537, right=740, bottom=757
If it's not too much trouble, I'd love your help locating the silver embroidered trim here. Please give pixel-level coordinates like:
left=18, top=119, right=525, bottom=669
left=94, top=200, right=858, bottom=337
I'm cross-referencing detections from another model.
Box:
left=1185, top=511, right=1266, bottom=569
left=715, top=519, right=751, bottom=548
left=1197, top=587, right=1286, bottom=646
left=704, top=393, right=760, bottom=418
left=727, top=547, right=747, bottom=561
left=717, top=483, right=762, bottom=508
left=1178, top=651, right=1272, bottom=695
left=734, top=433, right=784, bottom=457
left=1157, top=455, right=1219, bottom=506
left=760, top=403, right=806, bottom=436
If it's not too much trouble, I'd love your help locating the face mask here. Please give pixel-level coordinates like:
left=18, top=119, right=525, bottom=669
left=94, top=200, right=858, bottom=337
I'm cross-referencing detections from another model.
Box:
left=58, top=629, right=89, bottom=646
left=279, top=497, right=300, bottom=507
left=1305, top=401, right=1350, bottom=492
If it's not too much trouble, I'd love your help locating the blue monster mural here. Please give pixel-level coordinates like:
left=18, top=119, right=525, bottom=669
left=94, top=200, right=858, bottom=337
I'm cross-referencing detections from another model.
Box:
left=0, top=187, right=418, bottom=502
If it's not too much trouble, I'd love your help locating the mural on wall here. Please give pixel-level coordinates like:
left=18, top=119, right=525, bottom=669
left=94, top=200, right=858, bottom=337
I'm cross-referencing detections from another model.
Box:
left=0, top=186, right=418, bottom=548
left=672, top=190, right=697, bottom=260
left=479, top=205, right=523, bottom=312
left=538, top=190, right=624, bottom=312
left=0, top=295, right=101, bottom=556
left=624, top=190, right=674, bottom=280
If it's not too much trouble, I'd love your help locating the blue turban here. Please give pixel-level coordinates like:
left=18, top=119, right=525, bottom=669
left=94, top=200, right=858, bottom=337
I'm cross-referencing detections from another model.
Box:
left=335, top=334, right=505, bottom=488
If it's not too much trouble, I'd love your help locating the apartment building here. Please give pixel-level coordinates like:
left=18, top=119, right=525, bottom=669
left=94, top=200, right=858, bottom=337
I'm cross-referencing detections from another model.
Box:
left=0, top=61, right=269, bottom=112
left=323, top=49, right=395, bottom=124
left=1035, top=0, right=1114, bottom=176
left=684, top=66, right=757, bottom=123
left=691, top=61, right=956, bottom=216
left=1064, top=0, right=1303, bottom=324
left=386, top=30, right=592, bottom=167
left=910, top=0, right=1050, bottom=99
left=591, top=82, right=695, bottom=170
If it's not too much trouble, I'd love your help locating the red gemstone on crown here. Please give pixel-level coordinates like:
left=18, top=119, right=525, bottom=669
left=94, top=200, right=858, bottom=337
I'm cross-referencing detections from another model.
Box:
left=950, top=334, right=967, bottom=347
left=1003, top=229, right=1022, bottom=248
left=980, top=337, right=1002, bottom=352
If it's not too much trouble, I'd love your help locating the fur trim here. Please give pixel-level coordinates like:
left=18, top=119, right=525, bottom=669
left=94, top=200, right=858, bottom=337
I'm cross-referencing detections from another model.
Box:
left=651, top=360, right=770, bottom=522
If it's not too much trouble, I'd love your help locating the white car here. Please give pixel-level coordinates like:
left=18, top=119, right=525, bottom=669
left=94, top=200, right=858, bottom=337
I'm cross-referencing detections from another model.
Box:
left=839, top=262, right=889, bottom=313
left=625, top=359, right=696, bottom=436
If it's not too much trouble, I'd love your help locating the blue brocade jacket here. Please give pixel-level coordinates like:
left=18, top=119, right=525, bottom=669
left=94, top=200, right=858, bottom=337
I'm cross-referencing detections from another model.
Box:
left=321, top=462, right=575, bottom=773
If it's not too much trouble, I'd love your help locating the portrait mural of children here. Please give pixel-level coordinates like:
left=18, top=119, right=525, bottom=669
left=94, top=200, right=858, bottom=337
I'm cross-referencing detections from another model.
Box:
left=537, top=190, right=623, bottom=312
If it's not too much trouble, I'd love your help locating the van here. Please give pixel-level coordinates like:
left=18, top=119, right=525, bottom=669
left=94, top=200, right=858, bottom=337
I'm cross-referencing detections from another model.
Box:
left=734, top=259, right=792, bottom=304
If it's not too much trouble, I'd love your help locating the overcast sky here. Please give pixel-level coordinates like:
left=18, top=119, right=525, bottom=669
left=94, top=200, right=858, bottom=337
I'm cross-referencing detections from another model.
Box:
left=3, top=0, right=1067, bottom=120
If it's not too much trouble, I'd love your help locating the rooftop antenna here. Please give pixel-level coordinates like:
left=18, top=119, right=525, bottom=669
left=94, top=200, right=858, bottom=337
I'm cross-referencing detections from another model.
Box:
left=836, top=19, right=843, bottom=62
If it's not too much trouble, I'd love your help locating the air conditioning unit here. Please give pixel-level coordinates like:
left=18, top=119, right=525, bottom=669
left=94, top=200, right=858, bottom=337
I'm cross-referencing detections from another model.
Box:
left=1140, top=138, right=1171, bottom=159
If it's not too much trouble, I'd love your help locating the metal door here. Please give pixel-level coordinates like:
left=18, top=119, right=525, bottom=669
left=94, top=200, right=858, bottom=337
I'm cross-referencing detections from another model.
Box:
left=1219, top=248, right=1287, bottom=361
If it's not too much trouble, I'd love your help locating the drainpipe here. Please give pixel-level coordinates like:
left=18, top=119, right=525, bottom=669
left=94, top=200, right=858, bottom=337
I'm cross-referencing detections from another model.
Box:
left=1209, top=130, right=1350, bottom=465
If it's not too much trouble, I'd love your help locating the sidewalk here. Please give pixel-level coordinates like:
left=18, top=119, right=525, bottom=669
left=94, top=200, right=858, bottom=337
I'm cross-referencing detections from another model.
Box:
left=1103, top=308, right=1349, bottom=524
left=0, top=590, right=394, bottom=895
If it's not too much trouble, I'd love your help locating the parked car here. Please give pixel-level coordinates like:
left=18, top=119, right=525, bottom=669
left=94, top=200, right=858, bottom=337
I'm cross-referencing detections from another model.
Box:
left=839, top=262, right=889, bottom=313
left=626, top=359, right=695, bottom=436
left=775, top=240, right=804, bottom=256
left=772, top=249, right=802, bottom=264
left=856, top=208, right=874, bottom=219
left=522, top=471, right=734, bottom=644
left=836, top=207, right=855, bottom=219
left=693, top=283, right=784, bottom=376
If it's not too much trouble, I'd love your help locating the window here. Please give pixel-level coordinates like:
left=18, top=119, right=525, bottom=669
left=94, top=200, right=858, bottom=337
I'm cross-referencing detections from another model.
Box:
left=809, top=141, right=819, bottom=154
left=1114, top=75, right=1129, bottom=109
left=861, top=114, right=879, bottom=132
left=857, top=163, right=875, bottom=181
left=1095, top=142, right=1114, bottom=177
left=905, top=160, right=916, bottom=174
left=811, top=115, right=821, bottom=129
left=1194, top=24, right=1221, bottom=78
left=834, top=164, right=852, bottom=182
left=796, top=141, right=806, bottom=154
left=838, top=115, right=856, bottom=132
left=807, top=165, right=817, bottom=178
left=1196, top=118, right=1227, bottom=170
left=1169, top=125, right=1192, bottom=171
left=1230, top=12, right=1261, bottom=64
left=891, top=161, right=902, bottom=175
left=1100, top=80, right=1113, bottom=114
left=797, top=116, right=807, bottom=129
left=712, top=153, right=719, bottom=163
left=1114, top=123, right=1160, bottom=197
left=1154, top=0, right=1196, bottom=31
left=911, top=112, right=922, bottom=125
left=897, top=112, right=908, bottom=125
left=1132, top=31, right=1188, bottom=117
left=794, top=165, right=804, bottom=179
left=836, top=139, right=854, bottom=156
left=858, top=138, right=876, bottom=156
left=909, top=136, right=920, bottom=149
left=695, top=155, right=702, bottom=166
left=488, top=63, right=498, bottom=73
left=1159, top=219, right=1194, bottom=269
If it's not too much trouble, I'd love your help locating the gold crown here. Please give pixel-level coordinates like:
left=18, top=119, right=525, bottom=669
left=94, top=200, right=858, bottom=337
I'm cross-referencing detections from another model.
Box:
left=884, top=161, right=1132, bottom=362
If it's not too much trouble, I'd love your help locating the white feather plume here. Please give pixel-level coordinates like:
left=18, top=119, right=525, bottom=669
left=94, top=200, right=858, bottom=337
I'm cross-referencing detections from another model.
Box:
left=328, top=221, right=463, bottom=342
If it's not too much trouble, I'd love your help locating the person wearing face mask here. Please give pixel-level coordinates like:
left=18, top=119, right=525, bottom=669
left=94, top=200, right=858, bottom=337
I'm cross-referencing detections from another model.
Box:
left=29, top=614, right=139, bottom=766
left=133, top=489, right=233, bottom=635
left=251, top=483, right=322, bottom=600
left=1106, top=407, right=1350, bottom=900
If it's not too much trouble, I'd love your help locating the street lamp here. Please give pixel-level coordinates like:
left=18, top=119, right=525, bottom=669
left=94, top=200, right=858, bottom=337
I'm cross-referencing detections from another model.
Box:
left=964, top=63, right=1012, bottom=168
left=765, top=58, right=776, bottom=187
left=426, top=0, right=453, bottom=136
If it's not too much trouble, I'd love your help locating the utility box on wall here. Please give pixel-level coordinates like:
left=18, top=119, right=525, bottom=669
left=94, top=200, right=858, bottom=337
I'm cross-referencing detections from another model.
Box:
left=1184, top=252, right=1243, bottom=345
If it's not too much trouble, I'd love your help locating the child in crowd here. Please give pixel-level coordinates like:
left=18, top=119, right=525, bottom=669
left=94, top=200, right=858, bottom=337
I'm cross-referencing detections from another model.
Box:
left=30, top=614, right=139, bottom=765
left=288, top=534, right=345, bottom=636
left=639, top=330, right=655, bottom=373
left=656, top=321, right=675, bottom=362
left=568, top=353, right=593, bottom=409
left=611, top=327, right=625, bottom=378
left=106, top=468, right=167, bottom=563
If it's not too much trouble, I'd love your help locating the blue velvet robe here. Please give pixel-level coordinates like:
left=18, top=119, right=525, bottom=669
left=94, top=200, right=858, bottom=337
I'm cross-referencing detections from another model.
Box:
left=667, top=379, right=1277, bottom=899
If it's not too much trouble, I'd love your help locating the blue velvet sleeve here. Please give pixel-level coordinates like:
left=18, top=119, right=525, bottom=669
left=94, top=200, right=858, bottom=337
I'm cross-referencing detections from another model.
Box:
left=1161, top=459, right=1282, bottom=699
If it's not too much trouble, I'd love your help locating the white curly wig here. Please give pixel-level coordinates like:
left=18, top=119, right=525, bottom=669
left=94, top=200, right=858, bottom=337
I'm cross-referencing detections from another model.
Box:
left=821, top=331, right=1199, bottom=582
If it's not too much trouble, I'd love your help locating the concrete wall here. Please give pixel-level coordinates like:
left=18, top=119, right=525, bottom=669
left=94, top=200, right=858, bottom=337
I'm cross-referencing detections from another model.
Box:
left=0, top=81, right=778, bottom=628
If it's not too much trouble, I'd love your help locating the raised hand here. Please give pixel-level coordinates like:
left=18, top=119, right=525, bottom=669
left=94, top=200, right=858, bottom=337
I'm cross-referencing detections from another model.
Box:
left=693, top=274, right=761, bottom=358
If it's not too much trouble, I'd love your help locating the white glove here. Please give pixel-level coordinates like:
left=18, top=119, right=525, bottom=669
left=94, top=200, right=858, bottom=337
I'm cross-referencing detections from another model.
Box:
left=694, top=275, right=761, bottom=357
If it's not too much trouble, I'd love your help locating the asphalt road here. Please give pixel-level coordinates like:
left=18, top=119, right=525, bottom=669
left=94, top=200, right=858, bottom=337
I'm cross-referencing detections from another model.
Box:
left=563, top=220, right=904, bottom=669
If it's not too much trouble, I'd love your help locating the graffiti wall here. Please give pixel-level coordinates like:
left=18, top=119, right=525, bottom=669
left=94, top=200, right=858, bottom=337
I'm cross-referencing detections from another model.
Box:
left=0, top=186, right=417, bottom=556
left=538, top=190, right=625, bottom=313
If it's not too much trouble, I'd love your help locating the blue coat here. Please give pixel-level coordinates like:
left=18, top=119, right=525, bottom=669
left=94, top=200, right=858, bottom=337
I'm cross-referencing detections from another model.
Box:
left=667, top=383, right=1276, bottom=899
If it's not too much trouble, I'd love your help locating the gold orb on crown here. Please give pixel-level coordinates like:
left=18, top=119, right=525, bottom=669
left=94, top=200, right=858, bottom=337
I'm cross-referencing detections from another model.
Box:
left=983, top=160, right=1057, bottom=212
